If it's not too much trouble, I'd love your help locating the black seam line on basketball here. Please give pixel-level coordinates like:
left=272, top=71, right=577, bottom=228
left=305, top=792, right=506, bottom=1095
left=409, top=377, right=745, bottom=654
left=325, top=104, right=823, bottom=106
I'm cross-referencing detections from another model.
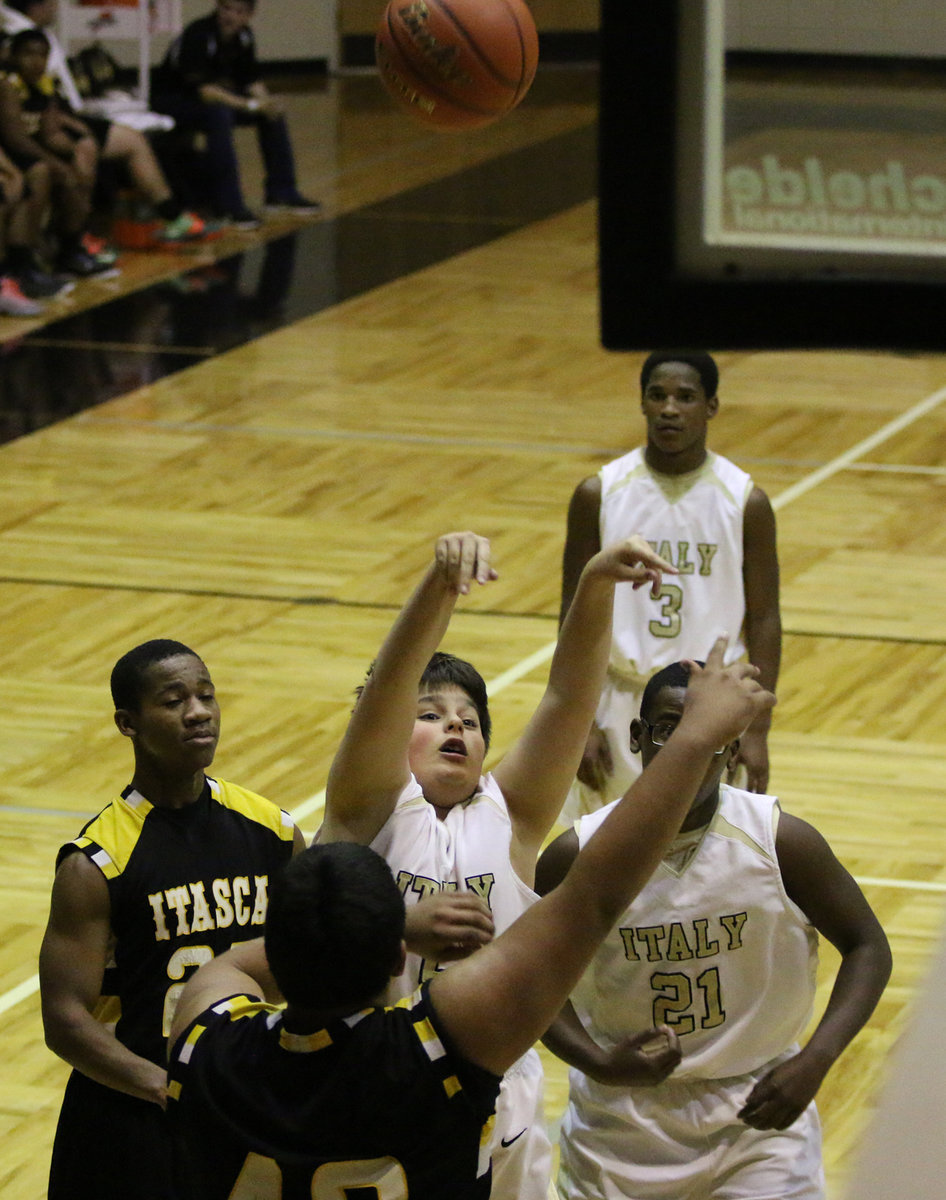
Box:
left=385, top=4, right=513, bottom=115
left=435, top=0, right=528, bottom=90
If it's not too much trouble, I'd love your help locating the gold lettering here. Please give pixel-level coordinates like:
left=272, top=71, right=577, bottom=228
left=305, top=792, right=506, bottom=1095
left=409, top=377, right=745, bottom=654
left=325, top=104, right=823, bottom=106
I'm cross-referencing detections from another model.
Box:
left=465, top=873, right=495, bottom=905
left=720, top=911, right=748, bottom=949
left=697, top=543, right=718, bottom=575
left=635, top=925, right=665, bottom=961
left=250, top=876, right=268, bottom=926
left=693, top=918, right=720, bottom=957
left=232, top=876, right=250, bottom=926
left=675, top=541, right=695, bottom=574
left=148, top=891, right=170, bottom=941
left=213, top=878, right=234, bottom=927
left=164, top=885, right=191, bottom=936
left=665, top=922, right=694, bottom=961
left=189, top=882, right=215, bottom=933
left=619, top=927, right=640, bottom=961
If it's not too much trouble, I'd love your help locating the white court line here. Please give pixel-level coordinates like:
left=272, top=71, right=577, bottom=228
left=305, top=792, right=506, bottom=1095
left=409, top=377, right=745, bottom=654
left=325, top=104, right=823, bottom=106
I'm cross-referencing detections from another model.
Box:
left=0, top=973, right=39, bottom=1017
left=4, top=384, right=945, bottom=1018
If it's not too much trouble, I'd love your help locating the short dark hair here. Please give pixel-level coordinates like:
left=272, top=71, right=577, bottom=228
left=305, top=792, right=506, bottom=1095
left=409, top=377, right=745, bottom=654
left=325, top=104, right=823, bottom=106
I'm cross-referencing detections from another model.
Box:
left=420, top=651, right=491, bottom=750
left=9, top=28, right=49, bottom=54
left=110, top=639, right=201, bottom=710
left=264, top=843, right=405, bottom=1009
left=640, top=351, right=719, bottom=400
left=640, top=660, right=700, bottom=722
left=7, top=0, right=43, bottom=14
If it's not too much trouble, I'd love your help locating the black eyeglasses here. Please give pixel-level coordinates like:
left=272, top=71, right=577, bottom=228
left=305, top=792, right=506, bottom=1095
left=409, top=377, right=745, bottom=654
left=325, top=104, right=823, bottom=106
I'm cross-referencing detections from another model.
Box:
left=639, top=718, right=726, bottom=755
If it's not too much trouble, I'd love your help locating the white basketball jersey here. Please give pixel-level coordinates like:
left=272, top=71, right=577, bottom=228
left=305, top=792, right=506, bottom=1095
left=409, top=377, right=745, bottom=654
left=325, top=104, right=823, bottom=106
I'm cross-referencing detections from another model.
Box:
left=571, top=784, right=818, bottom=1079
left=371, top=771, right=539, bottom=1003
left=599, top=448, right=753, bottom=680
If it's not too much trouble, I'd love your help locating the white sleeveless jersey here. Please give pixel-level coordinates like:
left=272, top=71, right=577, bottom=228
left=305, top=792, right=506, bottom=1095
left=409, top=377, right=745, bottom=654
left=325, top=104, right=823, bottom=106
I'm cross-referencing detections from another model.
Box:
left=571, top=784, right=818, bottom=1079
left=371, top=771, right=539, bottom=1003
left=599, top=448, right=753, bottom=680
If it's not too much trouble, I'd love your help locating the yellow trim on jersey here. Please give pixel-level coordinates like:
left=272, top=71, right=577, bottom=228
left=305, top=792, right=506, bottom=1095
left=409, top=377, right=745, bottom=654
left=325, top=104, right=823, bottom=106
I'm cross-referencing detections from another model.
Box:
left=68, top=776, right=291, bottom=876
left=279, top=1026, right=333, bottom=1053
left=207, top=777, right=295, bottom=843
left=167, top=1079, right=182, bottom=1100
left=709, top=811, right=775, bottom=863
left=442, top=1074, right=461, bottom=1098
left=413, top=1016, right=446, bottom=1062
left=176, top=1022, right=208, bottom=1065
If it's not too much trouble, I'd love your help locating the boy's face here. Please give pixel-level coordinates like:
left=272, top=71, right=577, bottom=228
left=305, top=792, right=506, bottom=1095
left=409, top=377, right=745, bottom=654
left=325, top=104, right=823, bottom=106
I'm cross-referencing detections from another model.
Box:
left=409, top=683, right=486, bottom=811
left=115, top=654, right=220, bottom=774
left=640, top=361, right=718, bottom=460
left=630, top=684, right=734, bottom=829
left=215, top=0, right=254, bottom=39
left=14, top=41, right=49, bottom=85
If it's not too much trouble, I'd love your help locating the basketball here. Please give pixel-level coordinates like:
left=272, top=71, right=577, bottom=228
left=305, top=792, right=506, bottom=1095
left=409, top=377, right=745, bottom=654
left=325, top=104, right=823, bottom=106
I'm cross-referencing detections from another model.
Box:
left=375, top=0, right=539, bottom=132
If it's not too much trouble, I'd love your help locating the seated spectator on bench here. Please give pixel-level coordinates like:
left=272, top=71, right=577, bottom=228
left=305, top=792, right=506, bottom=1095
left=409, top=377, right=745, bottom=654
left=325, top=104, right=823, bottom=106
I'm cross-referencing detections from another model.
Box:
left=152, top=0, right=320, bottom=230
left=1, top=0, right=208, bottom=244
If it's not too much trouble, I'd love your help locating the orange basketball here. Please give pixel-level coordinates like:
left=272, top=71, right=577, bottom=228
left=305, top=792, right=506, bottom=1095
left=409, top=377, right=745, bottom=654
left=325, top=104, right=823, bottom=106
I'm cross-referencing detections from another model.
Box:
left=375, top=0, right=539, bottom=132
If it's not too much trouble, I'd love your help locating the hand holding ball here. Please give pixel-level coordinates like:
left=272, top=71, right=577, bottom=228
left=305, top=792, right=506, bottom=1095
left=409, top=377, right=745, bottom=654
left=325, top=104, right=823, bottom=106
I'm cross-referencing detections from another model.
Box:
left=375, top=0, right=539, bottom=131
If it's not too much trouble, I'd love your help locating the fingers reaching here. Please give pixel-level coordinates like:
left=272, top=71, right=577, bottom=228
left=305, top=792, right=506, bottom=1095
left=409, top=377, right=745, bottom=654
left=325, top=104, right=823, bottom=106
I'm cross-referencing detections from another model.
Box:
left=434, top=532, right=498, bottom=594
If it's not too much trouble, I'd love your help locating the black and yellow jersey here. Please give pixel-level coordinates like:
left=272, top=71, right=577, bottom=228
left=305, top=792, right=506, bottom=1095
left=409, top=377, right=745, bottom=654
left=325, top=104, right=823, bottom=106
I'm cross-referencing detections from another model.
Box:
left=168, top=983, right=501, bottom=1199
left=59, top=776, right=295, bottom=1066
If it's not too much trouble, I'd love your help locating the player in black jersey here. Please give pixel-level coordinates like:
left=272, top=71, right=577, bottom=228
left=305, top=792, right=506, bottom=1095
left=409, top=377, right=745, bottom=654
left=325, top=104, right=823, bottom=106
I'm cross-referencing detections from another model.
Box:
left=167, top=541, right=775, bottom=1200
left=39, top=638, right=305, bottom=1200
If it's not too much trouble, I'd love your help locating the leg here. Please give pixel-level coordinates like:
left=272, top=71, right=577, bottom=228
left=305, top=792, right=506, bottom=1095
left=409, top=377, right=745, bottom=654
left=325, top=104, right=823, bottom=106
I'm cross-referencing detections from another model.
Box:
left=102, top=122, right=172, bottom=206
left=152, top=95, right=249, bottom=217
left=255, top=112, right=297, bottom=202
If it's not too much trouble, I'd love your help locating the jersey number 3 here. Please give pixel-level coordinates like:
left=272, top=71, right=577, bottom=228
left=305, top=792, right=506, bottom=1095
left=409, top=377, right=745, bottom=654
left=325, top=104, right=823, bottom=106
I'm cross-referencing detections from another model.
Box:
left=648, top=584, right=683, bottom=639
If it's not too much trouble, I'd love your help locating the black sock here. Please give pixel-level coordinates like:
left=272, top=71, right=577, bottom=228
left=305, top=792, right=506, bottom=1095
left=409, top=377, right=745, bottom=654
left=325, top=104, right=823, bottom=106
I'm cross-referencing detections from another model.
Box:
left=4, top=244, right=34, bottom=273
left=156, top=198, right=184, bottom=221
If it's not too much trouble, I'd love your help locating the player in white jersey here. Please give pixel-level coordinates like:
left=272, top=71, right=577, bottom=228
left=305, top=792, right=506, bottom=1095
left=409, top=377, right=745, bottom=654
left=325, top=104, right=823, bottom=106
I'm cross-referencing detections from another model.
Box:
left=319, top=530, right=677, bottom=1200
left=536, top=660, right=892, bottom=1200
left=560, top=350, right=781, bottom=818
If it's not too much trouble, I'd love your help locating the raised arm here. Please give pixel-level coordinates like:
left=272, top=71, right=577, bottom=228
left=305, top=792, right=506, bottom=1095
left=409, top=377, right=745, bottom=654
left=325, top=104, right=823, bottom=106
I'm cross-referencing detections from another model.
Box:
left=559, top=475, right=602, bottom=627
left=39, top=853, right=168, bottom=1107
left=431, top=640, right=775, bottom=1076
left=169, top=937, right=281, bottom=1051
left=738, top=813, right=891, bottom=1130
left=321, top=533, right=497, bottom=845
left=494, top=536, right=675, bottom=873
left=733, top=486, right=781, bottom=792
left=536, top=827, right=681, bottom=1087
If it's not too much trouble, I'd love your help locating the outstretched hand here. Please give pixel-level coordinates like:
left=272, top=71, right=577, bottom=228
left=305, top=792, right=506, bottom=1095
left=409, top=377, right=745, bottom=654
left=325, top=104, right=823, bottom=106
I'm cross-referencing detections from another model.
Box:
left=587, top=535, right=678, bottom=598
left=683, top=637, right=776, bottom=750
left=434, top=532, right=499, bottom=595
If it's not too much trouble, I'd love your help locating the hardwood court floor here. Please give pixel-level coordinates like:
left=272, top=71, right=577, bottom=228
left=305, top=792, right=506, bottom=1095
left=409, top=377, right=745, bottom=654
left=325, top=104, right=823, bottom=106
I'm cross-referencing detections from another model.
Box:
left=0, top=66, right=945, bottom=1200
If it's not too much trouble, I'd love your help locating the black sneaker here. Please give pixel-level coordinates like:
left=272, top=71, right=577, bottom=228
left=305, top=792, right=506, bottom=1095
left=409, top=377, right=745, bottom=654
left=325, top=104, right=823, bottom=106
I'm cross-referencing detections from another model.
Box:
left=225, top=209, right=262, bottom=231
left=16, top=266, right=75, bottom=299
left=57, top=249, right=120, bottom=279
left=263, top=194, right=321, bottom=217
